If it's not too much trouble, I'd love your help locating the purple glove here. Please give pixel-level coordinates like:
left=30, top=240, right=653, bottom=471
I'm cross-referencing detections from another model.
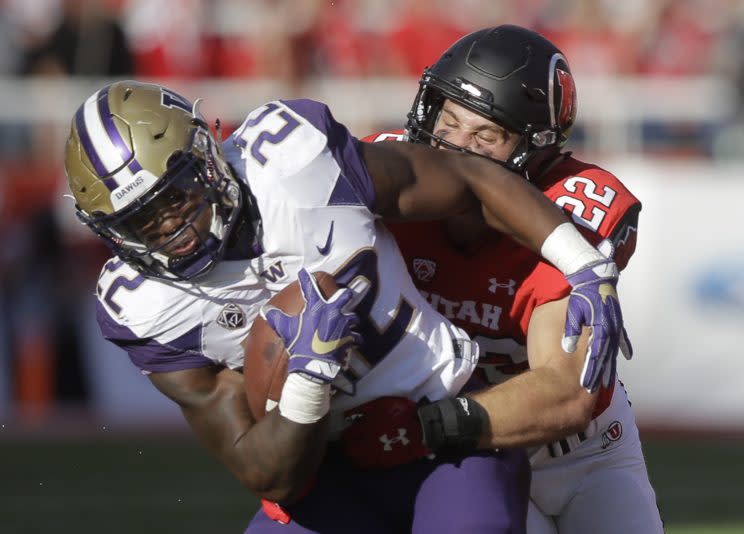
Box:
left=262, top=268, right=360, bottom=384
left=563, top=240, right=633, bottom=393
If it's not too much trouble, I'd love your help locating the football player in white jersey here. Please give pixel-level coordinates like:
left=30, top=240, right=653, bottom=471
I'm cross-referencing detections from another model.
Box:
left=344, top=26, right=664, bottom=533
left=64, top=80, right=628, bottom=533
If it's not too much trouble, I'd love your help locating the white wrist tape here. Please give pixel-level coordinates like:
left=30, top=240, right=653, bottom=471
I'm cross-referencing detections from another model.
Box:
left=278, top=373, right=331, bottom=424
left=541, top=222, right=604, bottom=276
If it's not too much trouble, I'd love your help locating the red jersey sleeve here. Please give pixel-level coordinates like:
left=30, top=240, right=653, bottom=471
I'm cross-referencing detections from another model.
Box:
left=515, top=157, right=641, bottom=325
left=511, top=258, right=573, bottom=335
left=542, top=157, right=641, bottom=271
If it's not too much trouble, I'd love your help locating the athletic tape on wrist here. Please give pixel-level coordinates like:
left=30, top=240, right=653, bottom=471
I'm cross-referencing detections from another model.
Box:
left=279, top=373, right=330, bottom=424
left=541, top=222, right=603, bottom=276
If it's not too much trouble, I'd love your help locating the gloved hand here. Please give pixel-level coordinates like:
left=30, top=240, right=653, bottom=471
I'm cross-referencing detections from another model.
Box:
left=262, top=268, right=360, bottom=384
left=563, top=239, right=633, bottom=393
left=341, top=396, right=432, bottom=470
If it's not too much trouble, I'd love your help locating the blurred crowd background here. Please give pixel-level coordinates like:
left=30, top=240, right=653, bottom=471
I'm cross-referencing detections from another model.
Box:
left=6, top=0, right=743, bottom=81
left=1, top=0, right=744, bottom=433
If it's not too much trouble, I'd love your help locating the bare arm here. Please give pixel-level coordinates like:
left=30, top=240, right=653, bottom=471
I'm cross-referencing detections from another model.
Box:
left=359, top=140, right=567, bottom=253
left=468, top=296, right=596, bottom=449
left=148, top=366, right=327, bottom=503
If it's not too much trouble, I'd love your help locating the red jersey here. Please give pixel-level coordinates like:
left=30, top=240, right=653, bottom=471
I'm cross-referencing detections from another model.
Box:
left=363, top=131, right=641, bottom=416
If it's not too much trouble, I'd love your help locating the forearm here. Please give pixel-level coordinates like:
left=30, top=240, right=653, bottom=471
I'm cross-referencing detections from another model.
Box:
left=184, top=395, right=328, bottom=503
left=364, top=141, right=604, bottom=272
left=464, top=162, right=567, bottom=253
left=155, top=367, right=329, bottom=503
left=228, top=409, right=328, bottom=503
left=468, top=367, right=595, bottom=449
left=365, top=141, right=604, bottom=276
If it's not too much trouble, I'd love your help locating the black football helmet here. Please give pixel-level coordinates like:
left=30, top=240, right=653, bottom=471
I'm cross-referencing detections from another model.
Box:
left=406, top=25, right=577, bottom=175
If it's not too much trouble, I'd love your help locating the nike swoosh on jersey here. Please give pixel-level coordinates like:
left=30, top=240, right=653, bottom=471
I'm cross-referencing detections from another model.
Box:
left=316, top=221, right=335, bottom=255
left=311, top=329, right=355, bottom=355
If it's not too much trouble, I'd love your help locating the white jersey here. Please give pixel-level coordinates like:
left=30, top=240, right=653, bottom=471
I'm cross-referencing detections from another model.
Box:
left=96, top=99, right=478, bottom=414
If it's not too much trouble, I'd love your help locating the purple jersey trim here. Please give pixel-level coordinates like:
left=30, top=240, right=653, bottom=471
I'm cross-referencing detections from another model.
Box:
left=328, top=173, right=366, bottom=206
left=281, top=99, right=375, bottom=210
left=96, top=300, right=214, bottom=373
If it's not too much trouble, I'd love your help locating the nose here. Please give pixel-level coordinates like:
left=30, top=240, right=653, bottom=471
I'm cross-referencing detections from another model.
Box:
left=156, top=213, right=185, bottom=237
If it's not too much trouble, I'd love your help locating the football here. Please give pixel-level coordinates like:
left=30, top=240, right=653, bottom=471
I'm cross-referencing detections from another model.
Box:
left=242, top=271, right=339, bottom=420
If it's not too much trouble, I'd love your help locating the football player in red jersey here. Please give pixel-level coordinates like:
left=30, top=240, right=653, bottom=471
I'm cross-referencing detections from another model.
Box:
left=346, top=25, right=664, bottom=533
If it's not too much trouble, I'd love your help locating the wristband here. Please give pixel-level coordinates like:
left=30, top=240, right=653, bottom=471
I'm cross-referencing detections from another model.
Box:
left=417, top=397, right=487, bottom=453
left=278, top=373, right=330, bottom=424
left=541, top=222, right=603, bottom=276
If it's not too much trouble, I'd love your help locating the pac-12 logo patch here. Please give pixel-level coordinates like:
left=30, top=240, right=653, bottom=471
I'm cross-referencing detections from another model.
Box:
left=412, top=258, right=437, bottom=283
left=217, top=303, right=246, bottom=330
left=601, top=420, right=623, bottom=449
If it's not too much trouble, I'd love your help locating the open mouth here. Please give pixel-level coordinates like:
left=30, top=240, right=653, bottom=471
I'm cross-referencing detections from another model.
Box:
left=169, top=235, right=198, bottom=256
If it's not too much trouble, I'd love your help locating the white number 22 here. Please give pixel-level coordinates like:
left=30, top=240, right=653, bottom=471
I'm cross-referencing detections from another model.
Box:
left=555, top=176, right=616, bottom=231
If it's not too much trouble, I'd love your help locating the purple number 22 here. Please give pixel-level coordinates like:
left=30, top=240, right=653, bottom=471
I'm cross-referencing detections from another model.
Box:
left=233, top=102, right=300, bottom=165
left=97, top=259, right=145, bottom=315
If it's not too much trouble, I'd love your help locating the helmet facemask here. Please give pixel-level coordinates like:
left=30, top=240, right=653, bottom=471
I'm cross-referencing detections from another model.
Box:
left=77, top=126, right=242, bottom=281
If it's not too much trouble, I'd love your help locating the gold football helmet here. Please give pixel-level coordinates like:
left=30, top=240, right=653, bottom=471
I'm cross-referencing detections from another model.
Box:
left=64, top=80, right=242, bottom=280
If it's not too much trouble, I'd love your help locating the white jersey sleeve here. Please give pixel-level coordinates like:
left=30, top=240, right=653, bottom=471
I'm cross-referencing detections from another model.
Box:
left=228, top=99, right=376, bottom=212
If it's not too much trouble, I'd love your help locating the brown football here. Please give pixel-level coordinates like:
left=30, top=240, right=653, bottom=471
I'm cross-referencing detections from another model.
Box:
left=242, top=271, right=338, bottom=420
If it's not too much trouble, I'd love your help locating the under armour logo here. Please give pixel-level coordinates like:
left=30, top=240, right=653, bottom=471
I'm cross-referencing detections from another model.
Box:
left=488, top=278, right=516, bottom=295
left=379, top=428, right=410, bottom=451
